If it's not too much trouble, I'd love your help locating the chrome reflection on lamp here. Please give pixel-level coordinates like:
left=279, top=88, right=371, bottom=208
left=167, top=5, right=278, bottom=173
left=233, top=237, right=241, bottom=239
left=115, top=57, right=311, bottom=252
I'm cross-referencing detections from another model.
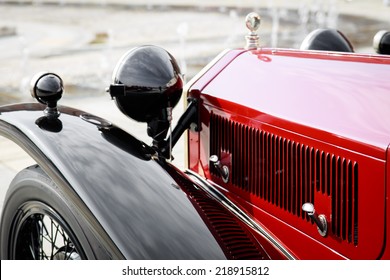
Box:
left=245, top=12, right=261, bottom=50
left=302, top=202, right=328, bottom=237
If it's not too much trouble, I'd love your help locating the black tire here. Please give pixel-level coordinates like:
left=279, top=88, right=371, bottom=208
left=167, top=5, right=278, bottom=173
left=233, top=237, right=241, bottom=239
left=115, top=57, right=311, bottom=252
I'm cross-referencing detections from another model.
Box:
left=0, top=165, right=90, bottom=259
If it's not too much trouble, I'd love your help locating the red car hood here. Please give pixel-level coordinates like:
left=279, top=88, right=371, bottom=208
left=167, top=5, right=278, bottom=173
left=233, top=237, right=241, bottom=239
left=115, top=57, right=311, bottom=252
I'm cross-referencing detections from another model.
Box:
left=194, top=49, right=390, bottom=159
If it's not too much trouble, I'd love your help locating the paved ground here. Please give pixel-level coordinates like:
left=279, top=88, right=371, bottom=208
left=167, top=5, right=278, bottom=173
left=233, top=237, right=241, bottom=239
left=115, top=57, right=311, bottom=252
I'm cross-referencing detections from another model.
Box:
left=0, top=0, right=389, bottom=211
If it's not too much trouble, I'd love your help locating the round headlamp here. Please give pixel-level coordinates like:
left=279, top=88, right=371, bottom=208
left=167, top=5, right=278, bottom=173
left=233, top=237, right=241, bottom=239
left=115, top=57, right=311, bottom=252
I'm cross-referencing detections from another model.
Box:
left=109, top=45, right=183, bottom=123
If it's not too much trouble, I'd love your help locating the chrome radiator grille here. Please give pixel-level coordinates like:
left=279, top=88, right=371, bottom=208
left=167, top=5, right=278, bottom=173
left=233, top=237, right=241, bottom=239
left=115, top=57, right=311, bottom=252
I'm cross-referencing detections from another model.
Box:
left=209, top=113, right=359, bottom=244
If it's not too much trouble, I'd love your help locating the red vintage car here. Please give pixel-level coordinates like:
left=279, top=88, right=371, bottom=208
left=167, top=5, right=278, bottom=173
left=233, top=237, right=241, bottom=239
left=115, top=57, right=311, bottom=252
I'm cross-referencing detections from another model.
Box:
left=184, top=13, right=390, bottom=260
left=1, top=12, right=389, bottom=260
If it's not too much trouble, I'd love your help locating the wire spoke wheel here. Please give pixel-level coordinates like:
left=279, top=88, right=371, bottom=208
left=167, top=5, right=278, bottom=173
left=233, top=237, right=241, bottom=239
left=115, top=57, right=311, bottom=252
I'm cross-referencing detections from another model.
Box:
left=0, top=165, right=92, bottom=260
left=11, top=201, right=84, bottom=260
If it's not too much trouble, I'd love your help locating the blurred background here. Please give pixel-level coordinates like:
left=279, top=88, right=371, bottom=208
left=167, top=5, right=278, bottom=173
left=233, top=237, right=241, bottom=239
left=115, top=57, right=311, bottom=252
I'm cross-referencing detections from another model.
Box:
left=0, top=0, right=390, bottom=209
left=1, top=0, right=389, bottom=103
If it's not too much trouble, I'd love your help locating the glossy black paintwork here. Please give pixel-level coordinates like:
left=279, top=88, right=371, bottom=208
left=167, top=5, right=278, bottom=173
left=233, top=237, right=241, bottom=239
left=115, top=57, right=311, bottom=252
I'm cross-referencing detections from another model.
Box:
left=301, top=29, right=354, bottom=52
left=0, top=103, right=226, bottom=259
left=377, top=31, right=390, bottom=54
left=31, top=72, right=63, bottom=108
left=109, top=46, right=183, bottom=123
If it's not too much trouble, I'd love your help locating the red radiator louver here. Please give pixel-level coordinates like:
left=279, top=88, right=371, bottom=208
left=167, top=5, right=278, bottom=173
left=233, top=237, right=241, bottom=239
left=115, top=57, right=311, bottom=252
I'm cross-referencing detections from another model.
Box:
left=210, top=112, right=358, bottom=245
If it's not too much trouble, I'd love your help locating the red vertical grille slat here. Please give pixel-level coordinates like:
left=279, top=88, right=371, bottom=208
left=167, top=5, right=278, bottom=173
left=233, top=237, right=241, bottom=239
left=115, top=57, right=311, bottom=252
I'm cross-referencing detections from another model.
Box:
left=272, top=135, right=276, bottom=205
left=276, top=136, right=281, bottom=207
left=286, top=140, right=291, bottom=212
left=239, top=123, right=243, bottom=188
left=284, top=139, right=289, bottom=211
left=281, top=139, right=286, bottom=208
left=268, top=133, right=272, bottom=203
left=244, top=126, right=249, bottom=192
left=250, top=128, right=256, bottom=195
left=209, top=113, right=359, bottom=244
left=232, top=122, right=237, bottom=186
left=309, top=148, right=315, bottom=221
left=265, top=133, right=269, bottom=201
left=254, top=130, right=259, bottom=197
left=333, top=156, right=340, bottom=237
left=315, top=150, right=320, bottom=192
left=260, top=132, right=265, bottom=199
left=348, top=161, right=353, bottom=243
left=326, top=153, right=331, bottom=196
left=341, top=159, right=347, bottom=241
left=302, top=146, right=308, bottom=219
left=287, top=140, right=292, bottom=213
left=238, top=124, right=242, bottom=188
left=293, top=141, right=298, bottom=216
left=353, top=163, right=359, bottom=245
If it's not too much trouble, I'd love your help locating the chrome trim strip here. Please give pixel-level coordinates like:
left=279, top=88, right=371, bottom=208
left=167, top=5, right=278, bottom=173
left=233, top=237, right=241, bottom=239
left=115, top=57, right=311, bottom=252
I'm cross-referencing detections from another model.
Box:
left=185, top=169, right=296, bottom=260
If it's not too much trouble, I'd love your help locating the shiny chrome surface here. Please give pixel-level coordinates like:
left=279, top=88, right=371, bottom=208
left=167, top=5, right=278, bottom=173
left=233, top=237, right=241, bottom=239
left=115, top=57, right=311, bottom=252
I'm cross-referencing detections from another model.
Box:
left=245, top=12, right=261, bottom=50
left=209, top=155, right=229, bottom=183
left=80, top=113, right=112, bottom=128
left=302, top=203, right=328, bottom=237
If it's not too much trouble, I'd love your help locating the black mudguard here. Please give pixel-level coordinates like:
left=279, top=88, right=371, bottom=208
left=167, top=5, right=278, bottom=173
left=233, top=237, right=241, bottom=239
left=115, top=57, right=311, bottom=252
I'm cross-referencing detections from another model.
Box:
left=0, top=103, right=227, bottom=259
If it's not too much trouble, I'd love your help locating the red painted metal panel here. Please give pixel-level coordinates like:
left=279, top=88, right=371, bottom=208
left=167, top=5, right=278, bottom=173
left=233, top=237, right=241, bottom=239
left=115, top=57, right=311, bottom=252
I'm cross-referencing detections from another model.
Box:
left=187, top=49, right=389, bottom=259
left=201, top=49, right=390, bottom=159
left=203, top=108, right=385, bottom=259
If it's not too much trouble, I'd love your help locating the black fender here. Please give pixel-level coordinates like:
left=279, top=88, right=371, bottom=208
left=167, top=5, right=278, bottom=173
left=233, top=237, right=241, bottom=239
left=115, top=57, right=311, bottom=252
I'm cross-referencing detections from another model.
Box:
left=0, top=103, right=227, bottom=259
